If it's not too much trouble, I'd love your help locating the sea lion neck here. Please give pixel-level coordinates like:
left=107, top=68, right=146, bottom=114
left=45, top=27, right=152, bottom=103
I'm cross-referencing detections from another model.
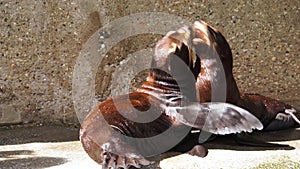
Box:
left=136, top=67, right=198, bottom=105
left=136, top=69, right=182, bottom=105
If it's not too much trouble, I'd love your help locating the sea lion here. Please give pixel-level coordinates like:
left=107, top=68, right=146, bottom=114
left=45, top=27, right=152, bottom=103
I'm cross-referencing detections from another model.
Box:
left=190, top=21, right=300, bottom=130
left=80, top=24, right=263, bottom=168
left=154, top=20, right=299, bottom=147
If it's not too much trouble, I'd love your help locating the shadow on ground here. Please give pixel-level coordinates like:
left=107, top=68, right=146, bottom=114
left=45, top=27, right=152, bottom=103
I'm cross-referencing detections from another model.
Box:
left=200, top=128, right=300, bottom=151
left=0, top=156, right=67, bottom=169
left=0, top=125, right=79, bottom=145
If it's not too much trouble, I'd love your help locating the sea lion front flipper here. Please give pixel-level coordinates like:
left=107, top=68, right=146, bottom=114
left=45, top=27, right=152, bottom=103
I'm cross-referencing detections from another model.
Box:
left=164, top=102, right=263, bottom=135
left=102, top=150, right=152, bottom=169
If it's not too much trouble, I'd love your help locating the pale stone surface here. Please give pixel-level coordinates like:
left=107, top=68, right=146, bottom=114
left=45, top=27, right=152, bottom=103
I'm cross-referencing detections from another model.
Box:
left=0, top=126, right=299, bottom=169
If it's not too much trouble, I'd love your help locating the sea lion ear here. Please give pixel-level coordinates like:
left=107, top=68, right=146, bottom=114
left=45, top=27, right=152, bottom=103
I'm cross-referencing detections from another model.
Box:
left=153, top=26, right=192, bottom=68
left=153, top=35, right=178, bottom=68
left=164, top=102, right=263, bottom=135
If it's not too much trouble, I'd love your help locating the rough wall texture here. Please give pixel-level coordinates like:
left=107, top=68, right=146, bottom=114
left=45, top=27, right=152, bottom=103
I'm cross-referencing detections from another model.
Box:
left=0, top=0, right=299, bottom=126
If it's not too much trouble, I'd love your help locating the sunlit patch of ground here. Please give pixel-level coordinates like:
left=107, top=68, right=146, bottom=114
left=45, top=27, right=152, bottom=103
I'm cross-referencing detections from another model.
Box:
left=0, top=126, right=299, bottom=169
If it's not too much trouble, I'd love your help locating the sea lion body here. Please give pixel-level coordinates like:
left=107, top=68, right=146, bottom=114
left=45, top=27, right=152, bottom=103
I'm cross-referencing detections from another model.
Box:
left=80, top=80, right=262, bottom=168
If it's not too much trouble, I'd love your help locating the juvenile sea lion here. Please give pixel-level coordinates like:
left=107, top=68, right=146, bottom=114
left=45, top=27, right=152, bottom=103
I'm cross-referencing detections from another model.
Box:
left=190, top=21, right=300, bottom=130
left=80, top=24, right=263, bottom=168
left=155, top=21, right=299, bottom=147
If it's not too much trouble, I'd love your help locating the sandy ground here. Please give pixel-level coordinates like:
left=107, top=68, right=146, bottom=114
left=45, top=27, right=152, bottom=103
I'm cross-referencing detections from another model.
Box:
left=0, top=125, right=299, bottom=169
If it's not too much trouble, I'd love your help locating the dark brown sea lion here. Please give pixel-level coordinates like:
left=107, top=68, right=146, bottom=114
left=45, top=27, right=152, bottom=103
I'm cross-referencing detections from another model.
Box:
left=80, top=24, right=263, bottom=168
left=190, top=21, right=300, bottom=131
left=155, top=21, right=299, bottom=147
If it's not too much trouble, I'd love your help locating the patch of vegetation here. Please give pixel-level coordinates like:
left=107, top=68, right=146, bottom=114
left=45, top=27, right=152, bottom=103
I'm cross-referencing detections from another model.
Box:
left=252, top=156, right=300, bottom=169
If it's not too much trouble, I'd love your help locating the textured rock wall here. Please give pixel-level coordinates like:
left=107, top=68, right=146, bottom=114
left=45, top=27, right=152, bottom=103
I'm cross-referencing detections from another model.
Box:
left=1, top=0, right=299, bottom=125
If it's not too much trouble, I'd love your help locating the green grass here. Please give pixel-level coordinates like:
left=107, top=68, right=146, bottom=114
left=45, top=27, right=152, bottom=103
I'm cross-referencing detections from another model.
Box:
left=251, top=156, right=300, bottom=169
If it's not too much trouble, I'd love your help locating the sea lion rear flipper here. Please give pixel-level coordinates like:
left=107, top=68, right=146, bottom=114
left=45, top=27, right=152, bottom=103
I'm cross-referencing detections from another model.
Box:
left=241, top=93, right=300, bottom=130
left=235, top=132, right=290, bottom=147
left=165, top=102, right=263, bottom=135
left=264, top=112, right=296, bottom=131
left=265, top=108, right=300, bottom=131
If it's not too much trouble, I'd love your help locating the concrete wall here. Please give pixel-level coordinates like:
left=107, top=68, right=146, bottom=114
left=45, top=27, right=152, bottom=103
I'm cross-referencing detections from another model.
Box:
left=1, top=0, right=299, bottom=126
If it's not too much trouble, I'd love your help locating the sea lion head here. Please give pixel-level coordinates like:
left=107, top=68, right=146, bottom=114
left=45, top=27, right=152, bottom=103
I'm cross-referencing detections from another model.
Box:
left=150, top=20, right=230, bottom=81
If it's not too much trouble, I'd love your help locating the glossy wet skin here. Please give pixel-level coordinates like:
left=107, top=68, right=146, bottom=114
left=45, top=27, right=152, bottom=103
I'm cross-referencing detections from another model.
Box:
left=80, top=20, right=299, bottom=169
left=194, top=23, right=240, bottom=104
left=80, top=43, right=262, bottom=168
